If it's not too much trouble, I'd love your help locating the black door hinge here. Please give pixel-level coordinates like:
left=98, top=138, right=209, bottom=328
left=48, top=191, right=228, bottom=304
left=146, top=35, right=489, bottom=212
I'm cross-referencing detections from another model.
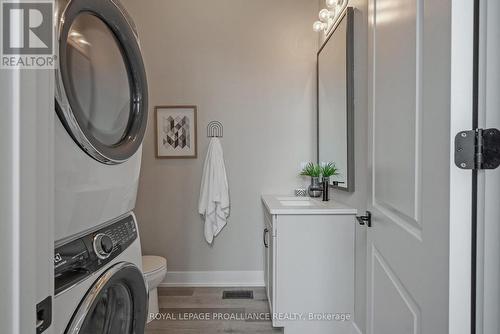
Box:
left=455, top=128, right=500, bottom=170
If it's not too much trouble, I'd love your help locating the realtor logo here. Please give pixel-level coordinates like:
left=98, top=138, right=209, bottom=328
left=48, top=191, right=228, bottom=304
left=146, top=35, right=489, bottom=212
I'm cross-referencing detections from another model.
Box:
left=1, top=0, right=56, bottom=68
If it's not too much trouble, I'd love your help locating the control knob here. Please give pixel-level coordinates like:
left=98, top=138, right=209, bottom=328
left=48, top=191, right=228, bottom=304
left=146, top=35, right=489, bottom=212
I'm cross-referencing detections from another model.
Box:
left=93, top=233, right=113, bottom=260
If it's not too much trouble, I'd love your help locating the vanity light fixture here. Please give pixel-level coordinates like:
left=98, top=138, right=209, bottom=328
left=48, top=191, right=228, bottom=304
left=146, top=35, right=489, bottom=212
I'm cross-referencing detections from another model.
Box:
left=313, top=0, right=348, bottom=34
left=319, top=8, right=334, bottom=22
left=326, top=0, right=338, bottom=8
left=313, top=21, right=328, bottom=32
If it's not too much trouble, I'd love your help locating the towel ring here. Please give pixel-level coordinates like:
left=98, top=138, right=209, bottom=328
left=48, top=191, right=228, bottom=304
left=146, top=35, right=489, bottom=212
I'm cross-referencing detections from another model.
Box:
left=207, top=121, right=223, bottom=138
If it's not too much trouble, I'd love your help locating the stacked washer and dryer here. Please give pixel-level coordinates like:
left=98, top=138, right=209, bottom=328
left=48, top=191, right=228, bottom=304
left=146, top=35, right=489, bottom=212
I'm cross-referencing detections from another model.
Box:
left=52, top=0, right=159, bottom=333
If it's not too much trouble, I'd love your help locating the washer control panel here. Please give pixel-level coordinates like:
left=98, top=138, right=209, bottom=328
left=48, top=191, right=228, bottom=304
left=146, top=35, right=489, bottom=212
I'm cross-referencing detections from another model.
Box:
left=54, top=214, right=138, bottom=295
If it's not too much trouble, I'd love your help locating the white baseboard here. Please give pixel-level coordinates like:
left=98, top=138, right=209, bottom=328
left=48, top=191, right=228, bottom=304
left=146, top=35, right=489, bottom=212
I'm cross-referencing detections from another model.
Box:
left=352, top=322, right=363, bottom=334
left=159, top=270, right=265, bottom=287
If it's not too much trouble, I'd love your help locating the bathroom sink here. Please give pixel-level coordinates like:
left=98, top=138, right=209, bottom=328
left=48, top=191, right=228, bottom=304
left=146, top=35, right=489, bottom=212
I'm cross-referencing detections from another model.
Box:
left=262, top=195, right=358, bottom=215
left=276, top=196, right=310, bottom=201
left=279, top=200, right=313, bottom=207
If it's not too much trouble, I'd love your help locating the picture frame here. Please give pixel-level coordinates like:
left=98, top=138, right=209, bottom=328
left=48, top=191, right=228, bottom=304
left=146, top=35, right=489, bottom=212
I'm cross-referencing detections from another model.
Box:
left=155, top=105, right=198, bottom=159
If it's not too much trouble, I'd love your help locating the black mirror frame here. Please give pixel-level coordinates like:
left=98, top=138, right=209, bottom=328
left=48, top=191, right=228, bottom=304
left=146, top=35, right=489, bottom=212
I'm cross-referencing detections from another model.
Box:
left=317, top=7, right=355, bottom=192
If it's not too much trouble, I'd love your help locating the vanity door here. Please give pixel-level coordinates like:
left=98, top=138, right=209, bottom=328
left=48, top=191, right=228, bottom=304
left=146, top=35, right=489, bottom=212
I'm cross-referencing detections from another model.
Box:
left=263, top=212, right=274, bottom=312
left=268, top=222, right=275, bottom=316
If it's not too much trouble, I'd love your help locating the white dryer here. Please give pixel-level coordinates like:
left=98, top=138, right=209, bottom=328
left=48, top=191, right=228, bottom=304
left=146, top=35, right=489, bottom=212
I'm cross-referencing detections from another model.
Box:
left=54, top=0, right=148, bottom=241
left=53, top=213, right=147, bottom=333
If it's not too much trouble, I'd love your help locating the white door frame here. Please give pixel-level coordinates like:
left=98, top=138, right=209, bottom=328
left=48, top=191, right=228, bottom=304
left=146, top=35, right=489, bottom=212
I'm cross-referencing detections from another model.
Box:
left=475, top=0, right=500, bottom=333
left=0, top=69, right=54, bottom=333
left=449, top=1, right=500, bottom=333
left=449, top=0, right=476, bottom=333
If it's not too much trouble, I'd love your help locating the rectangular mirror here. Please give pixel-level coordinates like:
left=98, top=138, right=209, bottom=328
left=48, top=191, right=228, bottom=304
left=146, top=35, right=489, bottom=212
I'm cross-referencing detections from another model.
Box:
left=317, top=7, right=354, bottom=192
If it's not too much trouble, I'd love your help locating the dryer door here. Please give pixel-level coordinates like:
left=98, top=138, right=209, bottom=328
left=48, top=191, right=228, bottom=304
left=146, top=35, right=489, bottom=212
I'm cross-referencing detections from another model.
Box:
left=65, top=262, right=148, bottom=334
left=55, top=0, right=148, bottom=165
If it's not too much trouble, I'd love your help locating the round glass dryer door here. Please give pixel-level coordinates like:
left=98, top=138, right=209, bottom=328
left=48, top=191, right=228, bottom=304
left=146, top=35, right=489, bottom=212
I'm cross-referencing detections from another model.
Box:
left=65, top=263, right=148, bottom=334
left=56, top=0, right=148, bottom=164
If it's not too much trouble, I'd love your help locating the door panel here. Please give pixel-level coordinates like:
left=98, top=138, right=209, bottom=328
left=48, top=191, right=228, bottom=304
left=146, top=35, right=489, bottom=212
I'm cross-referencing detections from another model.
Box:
left=367, top=0, right=451, bottom=333
left=372, top=246, right=420, bottom=334
left=373, top=0, right=420, bottom=232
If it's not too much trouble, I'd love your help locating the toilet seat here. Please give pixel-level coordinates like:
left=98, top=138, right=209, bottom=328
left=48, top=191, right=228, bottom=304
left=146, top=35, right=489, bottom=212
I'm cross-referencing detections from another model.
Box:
left=143, top=256, right=167, bottom=276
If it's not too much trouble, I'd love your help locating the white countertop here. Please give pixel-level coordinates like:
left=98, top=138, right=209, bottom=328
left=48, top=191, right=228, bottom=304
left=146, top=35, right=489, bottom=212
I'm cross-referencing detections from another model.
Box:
left=261, top=195, right=358, bottom=215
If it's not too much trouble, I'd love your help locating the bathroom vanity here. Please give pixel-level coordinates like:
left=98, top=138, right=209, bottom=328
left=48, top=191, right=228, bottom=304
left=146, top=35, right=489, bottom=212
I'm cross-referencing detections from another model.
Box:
left=261, top=195, right=357, bottom=334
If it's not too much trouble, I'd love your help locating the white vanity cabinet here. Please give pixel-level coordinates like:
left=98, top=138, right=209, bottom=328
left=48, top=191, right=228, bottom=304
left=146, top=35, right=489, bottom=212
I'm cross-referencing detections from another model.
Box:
left=261, top=195, right=357, bottom=334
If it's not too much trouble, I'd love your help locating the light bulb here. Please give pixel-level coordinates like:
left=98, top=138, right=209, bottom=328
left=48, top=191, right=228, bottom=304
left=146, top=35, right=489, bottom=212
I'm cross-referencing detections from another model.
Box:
left=326, top=0, right=336, bottom=8
left=319, top=9, right=332, bottom=22
left=313, top=21, right=326, bottom=32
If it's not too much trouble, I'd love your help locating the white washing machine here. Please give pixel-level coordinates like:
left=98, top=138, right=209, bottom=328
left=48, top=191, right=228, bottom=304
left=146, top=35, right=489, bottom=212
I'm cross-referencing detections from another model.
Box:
left=53, top=213, right=147, bottom=334
left=54, top=0, right=148, bottom=242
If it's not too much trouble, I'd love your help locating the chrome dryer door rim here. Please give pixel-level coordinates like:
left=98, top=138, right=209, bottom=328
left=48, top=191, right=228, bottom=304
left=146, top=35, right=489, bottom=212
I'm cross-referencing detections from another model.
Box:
left=55, top=0, right=148, bottom=164
left=65, top=262, right=148, bottom=333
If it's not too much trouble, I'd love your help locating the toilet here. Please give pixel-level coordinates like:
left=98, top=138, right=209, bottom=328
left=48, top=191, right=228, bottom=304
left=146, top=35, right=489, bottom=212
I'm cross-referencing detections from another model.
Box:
left=142, top=255, right=167, bottom=321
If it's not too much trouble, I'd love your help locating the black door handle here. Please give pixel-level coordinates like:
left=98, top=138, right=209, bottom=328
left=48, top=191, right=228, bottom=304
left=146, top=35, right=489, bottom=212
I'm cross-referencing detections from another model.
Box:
left=263, top=228, right=269, bottom=248
left=356, top=211, right=372, bottom=228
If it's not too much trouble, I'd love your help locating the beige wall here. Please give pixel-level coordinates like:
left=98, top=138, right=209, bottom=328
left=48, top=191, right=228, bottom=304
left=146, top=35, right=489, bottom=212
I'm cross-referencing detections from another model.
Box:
left=318, top=0, right=369, bottom=332
left=121, top=0, right=318, bottom=272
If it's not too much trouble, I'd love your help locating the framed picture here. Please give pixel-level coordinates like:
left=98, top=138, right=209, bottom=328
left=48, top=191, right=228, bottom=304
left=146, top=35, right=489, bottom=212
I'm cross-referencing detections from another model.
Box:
left=155, top=105, right=197, bottom=159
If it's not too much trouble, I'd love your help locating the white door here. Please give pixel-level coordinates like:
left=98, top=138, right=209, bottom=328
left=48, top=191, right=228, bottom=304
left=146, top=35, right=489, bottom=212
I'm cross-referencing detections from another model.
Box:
left=366, top=0, right=455, bottom=333
left=0, top=69, right=54, bottom=333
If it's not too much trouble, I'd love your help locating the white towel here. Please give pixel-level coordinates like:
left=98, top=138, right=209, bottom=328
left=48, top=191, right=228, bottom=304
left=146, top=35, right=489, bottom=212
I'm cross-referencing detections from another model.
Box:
left=198, top=137, right=230, bottom=244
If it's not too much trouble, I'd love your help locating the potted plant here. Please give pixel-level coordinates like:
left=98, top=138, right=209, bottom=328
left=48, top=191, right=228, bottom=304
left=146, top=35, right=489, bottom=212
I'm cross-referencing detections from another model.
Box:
left=320, top=162, right=340, bottom=201
left=300, top=162, right=322, bottom=197
left=321, top=161, right=339, bottom=184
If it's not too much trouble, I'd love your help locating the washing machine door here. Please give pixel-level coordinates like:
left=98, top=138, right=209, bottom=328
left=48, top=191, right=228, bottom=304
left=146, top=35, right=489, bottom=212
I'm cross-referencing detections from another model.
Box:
left=55, top=0, right=148, bottom=164
left=66, top=262, right=148, bottom=334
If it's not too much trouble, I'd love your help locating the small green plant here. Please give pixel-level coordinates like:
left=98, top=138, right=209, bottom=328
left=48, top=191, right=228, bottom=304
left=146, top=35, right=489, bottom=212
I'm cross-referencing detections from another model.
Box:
left=321, top=162, right=340, bottom=178
left=300, top=162, right=321, bottom=177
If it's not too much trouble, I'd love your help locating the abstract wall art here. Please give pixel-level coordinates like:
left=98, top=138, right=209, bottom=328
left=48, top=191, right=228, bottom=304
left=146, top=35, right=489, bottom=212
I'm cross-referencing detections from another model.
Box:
left=155, top=106, right=197, bottom=158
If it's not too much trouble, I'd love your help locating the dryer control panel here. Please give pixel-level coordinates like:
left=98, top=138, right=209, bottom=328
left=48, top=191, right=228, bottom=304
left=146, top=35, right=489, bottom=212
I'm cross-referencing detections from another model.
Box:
left=54, top=214, right=138, bottom=295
